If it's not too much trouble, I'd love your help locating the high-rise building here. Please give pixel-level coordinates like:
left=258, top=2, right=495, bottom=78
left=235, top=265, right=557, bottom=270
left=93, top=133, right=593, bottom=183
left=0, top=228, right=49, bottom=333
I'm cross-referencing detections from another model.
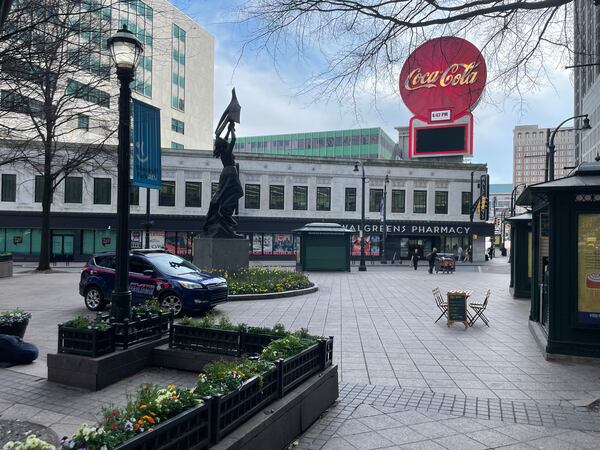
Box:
left=574, top=0, right=600, bottom=164
left=0, top=0, right=214, bottom=150
left=513, top=125, right=576, bottom=187
left=235, top=128, right=397, bottom=160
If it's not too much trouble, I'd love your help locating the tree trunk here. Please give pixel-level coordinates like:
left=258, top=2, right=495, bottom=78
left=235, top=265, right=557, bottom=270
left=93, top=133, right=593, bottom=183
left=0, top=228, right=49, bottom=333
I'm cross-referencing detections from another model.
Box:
left=37, top=144, right=53, bottom=271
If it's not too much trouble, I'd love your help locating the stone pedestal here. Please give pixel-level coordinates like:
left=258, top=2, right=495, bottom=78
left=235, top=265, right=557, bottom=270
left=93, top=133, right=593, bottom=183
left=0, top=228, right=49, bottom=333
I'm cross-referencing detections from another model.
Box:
left=193, top=237, right=249, bottom=271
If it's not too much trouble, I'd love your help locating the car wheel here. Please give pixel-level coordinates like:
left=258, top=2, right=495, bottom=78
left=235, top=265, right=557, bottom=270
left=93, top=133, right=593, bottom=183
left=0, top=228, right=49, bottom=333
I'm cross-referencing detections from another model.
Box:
left=160, top=293, right=183, bottom=316
left=84, top=286, right=106, bottom=311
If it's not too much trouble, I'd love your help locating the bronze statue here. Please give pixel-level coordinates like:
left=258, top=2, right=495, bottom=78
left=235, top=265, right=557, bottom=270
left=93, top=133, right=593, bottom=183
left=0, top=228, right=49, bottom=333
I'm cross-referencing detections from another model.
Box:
left=202, top=89, right=244, bottom=238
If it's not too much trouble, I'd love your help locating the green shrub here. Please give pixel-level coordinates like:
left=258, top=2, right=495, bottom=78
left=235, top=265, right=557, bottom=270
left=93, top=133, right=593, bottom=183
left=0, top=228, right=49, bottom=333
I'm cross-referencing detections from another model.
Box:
left=63, top=315, right=111, bottom=331
left=177, top=313, right=242, bottom=331
left=260, top=334, right=318, bottom=362
left=210, top=267, right=312, bottom=295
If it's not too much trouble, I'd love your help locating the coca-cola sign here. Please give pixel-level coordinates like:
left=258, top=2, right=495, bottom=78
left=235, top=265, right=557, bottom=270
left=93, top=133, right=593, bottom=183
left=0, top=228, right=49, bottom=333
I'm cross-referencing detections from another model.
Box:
left=399, top=37, right=486, bottom=120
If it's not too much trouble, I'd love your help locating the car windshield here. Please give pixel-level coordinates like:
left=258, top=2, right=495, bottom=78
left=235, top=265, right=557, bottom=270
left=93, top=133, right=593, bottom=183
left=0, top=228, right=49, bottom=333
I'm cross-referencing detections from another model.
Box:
left=149, top=254, right=201, bottom=276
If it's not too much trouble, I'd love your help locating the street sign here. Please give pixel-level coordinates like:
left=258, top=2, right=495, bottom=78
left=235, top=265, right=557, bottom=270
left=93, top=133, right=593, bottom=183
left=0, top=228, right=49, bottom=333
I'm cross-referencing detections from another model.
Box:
left=133, top=99, right=161, bottom=189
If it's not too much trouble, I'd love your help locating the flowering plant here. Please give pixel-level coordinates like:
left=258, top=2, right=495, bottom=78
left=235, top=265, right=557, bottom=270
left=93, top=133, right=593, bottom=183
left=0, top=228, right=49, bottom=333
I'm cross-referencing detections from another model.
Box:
left=194, top=358, right=273, bottom=397
left=61, top=383, right=199, bottom=450
left=3, top=435, right=55, bottom=450
left=131, top=298, right=170, bottom=317
left=260, top=334, right=319, bottom=362
left=209, top=267, right=312, bottom=295
left=0, top=308, right=31, bottom=326
left=177, top=314, right=242, bottom=331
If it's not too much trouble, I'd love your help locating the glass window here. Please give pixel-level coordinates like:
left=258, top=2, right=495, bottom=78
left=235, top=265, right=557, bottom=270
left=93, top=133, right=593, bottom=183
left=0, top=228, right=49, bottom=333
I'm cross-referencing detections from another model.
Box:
left=413, top=190, right=427, bottom=214
left=129, top=256, right=153, bottom=274
left=171, top=118, right=184, bottom=134
left=64, top=177, right=83, bottom=203
left=1, top=174, right=16, bottom=202
left=391, top=189, right=405, bottom=213
left=293, top=186, right=308, bottom=210
left=211, top=182, right=219, bottom=198
left=159, top=180, right=175, bottom=206
left=245, top=184, right=260, bottom=209
left=185, top=181, right=202, bottom=207
left=316, top=187, right=331, bottom=211
left=369, top=188, right=383, bottom=212
left=345, top=187, right=356, bottom=212
left=95, top=229, right=116, bottom=252
left=34, top=175, right=44, bottom=203
left=461, top=191, right=472, bottom=215
left=6, top=228, right=31, bottom=254
left=66, top=79, right=110, bottom=107
left=130, top=184, right=139, bottom=206
left=147, top=253, right=201, bottom=276
left=171, top=141, right=184, bottom=149
left=77, top=114, right=89, bottom=130
left=435, top=191, right=448, bottom=214
left=93, top=178, right=111, bottom=204
left=269, top=185, right=284, bottom=209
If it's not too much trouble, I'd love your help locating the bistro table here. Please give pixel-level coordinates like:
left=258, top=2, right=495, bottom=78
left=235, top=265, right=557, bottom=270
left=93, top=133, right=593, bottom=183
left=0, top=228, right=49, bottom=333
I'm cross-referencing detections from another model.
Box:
left=446, top=290, right=472, bottom=330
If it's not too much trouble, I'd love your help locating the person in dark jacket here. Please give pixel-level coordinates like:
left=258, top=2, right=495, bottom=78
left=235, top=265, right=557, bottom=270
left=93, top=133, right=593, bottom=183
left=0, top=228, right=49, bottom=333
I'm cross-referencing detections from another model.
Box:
left=428, top=248, right=438, bottom=274
left=411, top=249, right=419, bottom=270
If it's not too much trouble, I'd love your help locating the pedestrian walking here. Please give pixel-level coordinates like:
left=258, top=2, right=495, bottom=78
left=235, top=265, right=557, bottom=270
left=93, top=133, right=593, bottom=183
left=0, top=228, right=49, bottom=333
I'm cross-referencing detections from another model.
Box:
left=458, top=246, right=464, bottom=261
left=411, top=249, right=419, bottom=270
left=427, top=248, right=438, bottom=274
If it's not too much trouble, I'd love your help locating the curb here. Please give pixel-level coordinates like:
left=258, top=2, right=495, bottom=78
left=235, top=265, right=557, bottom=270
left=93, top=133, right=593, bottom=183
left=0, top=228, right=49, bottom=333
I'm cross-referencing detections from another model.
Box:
left=228, top=284, right=318, bottom=301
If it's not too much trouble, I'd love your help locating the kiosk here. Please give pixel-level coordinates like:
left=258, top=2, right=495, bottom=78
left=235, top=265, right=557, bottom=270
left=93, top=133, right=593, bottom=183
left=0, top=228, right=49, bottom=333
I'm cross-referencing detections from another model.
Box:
left=517, top=162, right=600, bottom=358
left=294, top=223, right=352, bottom=272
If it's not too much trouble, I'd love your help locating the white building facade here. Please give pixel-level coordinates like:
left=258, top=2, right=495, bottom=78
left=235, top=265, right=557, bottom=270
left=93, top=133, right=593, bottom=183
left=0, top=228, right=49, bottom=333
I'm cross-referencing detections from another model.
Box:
left=0, top=150, right=493, bottom=262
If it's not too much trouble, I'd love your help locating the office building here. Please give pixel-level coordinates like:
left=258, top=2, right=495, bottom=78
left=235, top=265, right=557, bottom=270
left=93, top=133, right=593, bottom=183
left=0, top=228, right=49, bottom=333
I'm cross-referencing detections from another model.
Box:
left=0, top=0, right=214, bottom=151
left=574, top=0, right=600, bottom=164
left=513, top=125, right=576, bottom=187
left=236, top=128, right=397, bottom=160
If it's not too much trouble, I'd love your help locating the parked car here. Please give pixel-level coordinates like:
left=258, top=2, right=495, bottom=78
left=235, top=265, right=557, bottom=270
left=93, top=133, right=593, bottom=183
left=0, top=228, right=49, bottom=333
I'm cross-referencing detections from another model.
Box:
left=79, top=249, right=228, bottom=316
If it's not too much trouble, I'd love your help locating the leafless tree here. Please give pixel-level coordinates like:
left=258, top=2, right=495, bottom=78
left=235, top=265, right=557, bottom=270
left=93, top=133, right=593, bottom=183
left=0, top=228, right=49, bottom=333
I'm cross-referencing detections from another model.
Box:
left=0, top=0, right=118, bottom=270
left=241, top=0, right=576, bottom=107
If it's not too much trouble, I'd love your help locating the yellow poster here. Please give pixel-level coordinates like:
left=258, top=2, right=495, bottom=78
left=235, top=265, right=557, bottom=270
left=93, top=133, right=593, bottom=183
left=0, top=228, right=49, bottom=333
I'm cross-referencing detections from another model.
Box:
left=578, top=214, right=600, bottom=325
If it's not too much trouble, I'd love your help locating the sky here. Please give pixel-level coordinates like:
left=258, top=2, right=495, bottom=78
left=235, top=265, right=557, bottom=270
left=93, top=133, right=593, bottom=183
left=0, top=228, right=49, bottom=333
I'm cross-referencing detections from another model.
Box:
left=172, top=1, right=574, bottom=184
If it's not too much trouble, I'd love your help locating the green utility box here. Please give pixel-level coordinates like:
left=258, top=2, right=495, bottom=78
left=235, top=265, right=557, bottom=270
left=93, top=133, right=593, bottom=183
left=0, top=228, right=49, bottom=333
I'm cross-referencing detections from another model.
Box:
left=294, top=223, right=352, bottom=272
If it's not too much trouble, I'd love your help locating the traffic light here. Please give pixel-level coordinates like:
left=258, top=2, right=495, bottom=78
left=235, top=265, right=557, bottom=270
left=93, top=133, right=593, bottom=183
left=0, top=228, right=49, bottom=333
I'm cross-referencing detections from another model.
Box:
left=479, top=174, right=489, bottom=221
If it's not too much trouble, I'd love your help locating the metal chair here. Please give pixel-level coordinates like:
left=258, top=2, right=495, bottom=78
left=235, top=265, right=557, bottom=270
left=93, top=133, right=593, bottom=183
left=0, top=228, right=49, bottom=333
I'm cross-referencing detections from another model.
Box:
left=433, top=288, right=448, bottom=323
left=469, top=289, right=491, bottom=326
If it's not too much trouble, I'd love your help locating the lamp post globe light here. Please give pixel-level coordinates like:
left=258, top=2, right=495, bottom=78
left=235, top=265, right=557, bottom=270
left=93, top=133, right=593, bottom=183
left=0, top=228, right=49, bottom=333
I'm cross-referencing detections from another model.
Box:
left=548, top=114, right=591, bottom=181
left=107, top=25, right=144, bottom=321
left=353, top=161, right=367, bottom=272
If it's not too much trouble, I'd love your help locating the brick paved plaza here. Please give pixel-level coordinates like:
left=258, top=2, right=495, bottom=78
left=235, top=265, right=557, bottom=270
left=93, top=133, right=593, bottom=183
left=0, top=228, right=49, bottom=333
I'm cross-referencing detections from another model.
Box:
left=1, top=259, right=600, bottom=449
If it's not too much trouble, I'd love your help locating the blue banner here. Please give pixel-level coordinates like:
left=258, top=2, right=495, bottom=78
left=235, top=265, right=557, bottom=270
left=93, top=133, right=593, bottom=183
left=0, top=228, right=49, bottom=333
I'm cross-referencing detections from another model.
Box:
left=132, top=99, right=161, bottom=189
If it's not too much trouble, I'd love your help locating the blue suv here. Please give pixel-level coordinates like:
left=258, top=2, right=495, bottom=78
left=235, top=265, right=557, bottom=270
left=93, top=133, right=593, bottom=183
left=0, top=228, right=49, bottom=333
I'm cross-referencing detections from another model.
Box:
left=79, top=249, right=228, bottom=316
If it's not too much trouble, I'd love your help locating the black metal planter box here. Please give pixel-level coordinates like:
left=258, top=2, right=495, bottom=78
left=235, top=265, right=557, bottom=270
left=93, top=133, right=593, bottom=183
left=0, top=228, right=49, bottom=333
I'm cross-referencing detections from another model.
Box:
left=278, top=338, right=333, bottom=397
left=209, top=366, right=279, bottom=444
left=58, top=324, right=115, bottom=357
left=169, top=325, right=241, bottom=356
left=240, top=330, right=284, bottom=355
left=111, top=312, right=173, bottom=349
left=0, top=320, right=28, bottom=338
left=115, top=402, right=210, bottom=450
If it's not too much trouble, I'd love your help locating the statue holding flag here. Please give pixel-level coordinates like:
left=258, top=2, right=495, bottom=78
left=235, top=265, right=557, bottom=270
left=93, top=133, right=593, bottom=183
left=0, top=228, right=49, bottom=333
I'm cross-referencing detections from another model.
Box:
left=202, top=89, right=244, bottom=238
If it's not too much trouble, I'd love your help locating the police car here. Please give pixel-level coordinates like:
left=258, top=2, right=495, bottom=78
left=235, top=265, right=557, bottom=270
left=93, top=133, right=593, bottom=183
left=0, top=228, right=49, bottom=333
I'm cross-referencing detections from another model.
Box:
left=79, top=249, right=228, bottom=315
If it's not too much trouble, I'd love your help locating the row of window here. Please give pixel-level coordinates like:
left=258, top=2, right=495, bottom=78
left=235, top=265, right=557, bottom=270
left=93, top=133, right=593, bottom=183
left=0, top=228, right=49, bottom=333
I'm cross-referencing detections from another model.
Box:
left=171, top=23, right=186, bottom=112
left=0, top=174, right=475, bottom=215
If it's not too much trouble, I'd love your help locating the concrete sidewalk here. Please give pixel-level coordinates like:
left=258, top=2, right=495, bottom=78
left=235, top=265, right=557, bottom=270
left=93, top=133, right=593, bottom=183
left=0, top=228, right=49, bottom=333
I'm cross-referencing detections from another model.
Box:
left=1, top=267, right=599, bottom=449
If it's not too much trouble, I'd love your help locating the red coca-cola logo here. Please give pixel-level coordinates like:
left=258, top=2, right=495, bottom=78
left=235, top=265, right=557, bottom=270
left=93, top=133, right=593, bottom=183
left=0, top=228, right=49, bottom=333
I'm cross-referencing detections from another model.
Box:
left=399, top=37, right=486, bottom=119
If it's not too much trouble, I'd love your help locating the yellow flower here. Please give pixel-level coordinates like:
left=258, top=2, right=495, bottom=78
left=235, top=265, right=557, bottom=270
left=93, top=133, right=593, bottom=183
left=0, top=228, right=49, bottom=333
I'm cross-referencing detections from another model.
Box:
left=167, top=385, right=176, bottom=390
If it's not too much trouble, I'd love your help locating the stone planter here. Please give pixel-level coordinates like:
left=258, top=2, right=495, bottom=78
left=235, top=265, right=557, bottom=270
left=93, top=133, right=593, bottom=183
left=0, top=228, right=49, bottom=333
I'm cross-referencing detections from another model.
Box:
left=0, top=320, right=28, bottom=338
left=0, top=253, right=12, bottom=278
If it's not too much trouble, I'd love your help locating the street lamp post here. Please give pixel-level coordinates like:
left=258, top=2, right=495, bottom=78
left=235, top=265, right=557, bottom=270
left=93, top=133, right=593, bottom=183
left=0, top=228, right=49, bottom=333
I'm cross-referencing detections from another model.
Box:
left=107, top=25, right=144, bottom=322
left=510, top=183, right=527, bottom=217
left=353, top=161, right=367, bottom=272
left=381, top=175, right=389, bottom=264
left=548, top=114, right=591, bottom=181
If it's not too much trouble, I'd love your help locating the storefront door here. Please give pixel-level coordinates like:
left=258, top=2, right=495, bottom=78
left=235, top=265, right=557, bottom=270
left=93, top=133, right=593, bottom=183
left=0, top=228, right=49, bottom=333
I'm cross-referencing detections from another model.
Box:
left=52, top=233, right=74, bottom=261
